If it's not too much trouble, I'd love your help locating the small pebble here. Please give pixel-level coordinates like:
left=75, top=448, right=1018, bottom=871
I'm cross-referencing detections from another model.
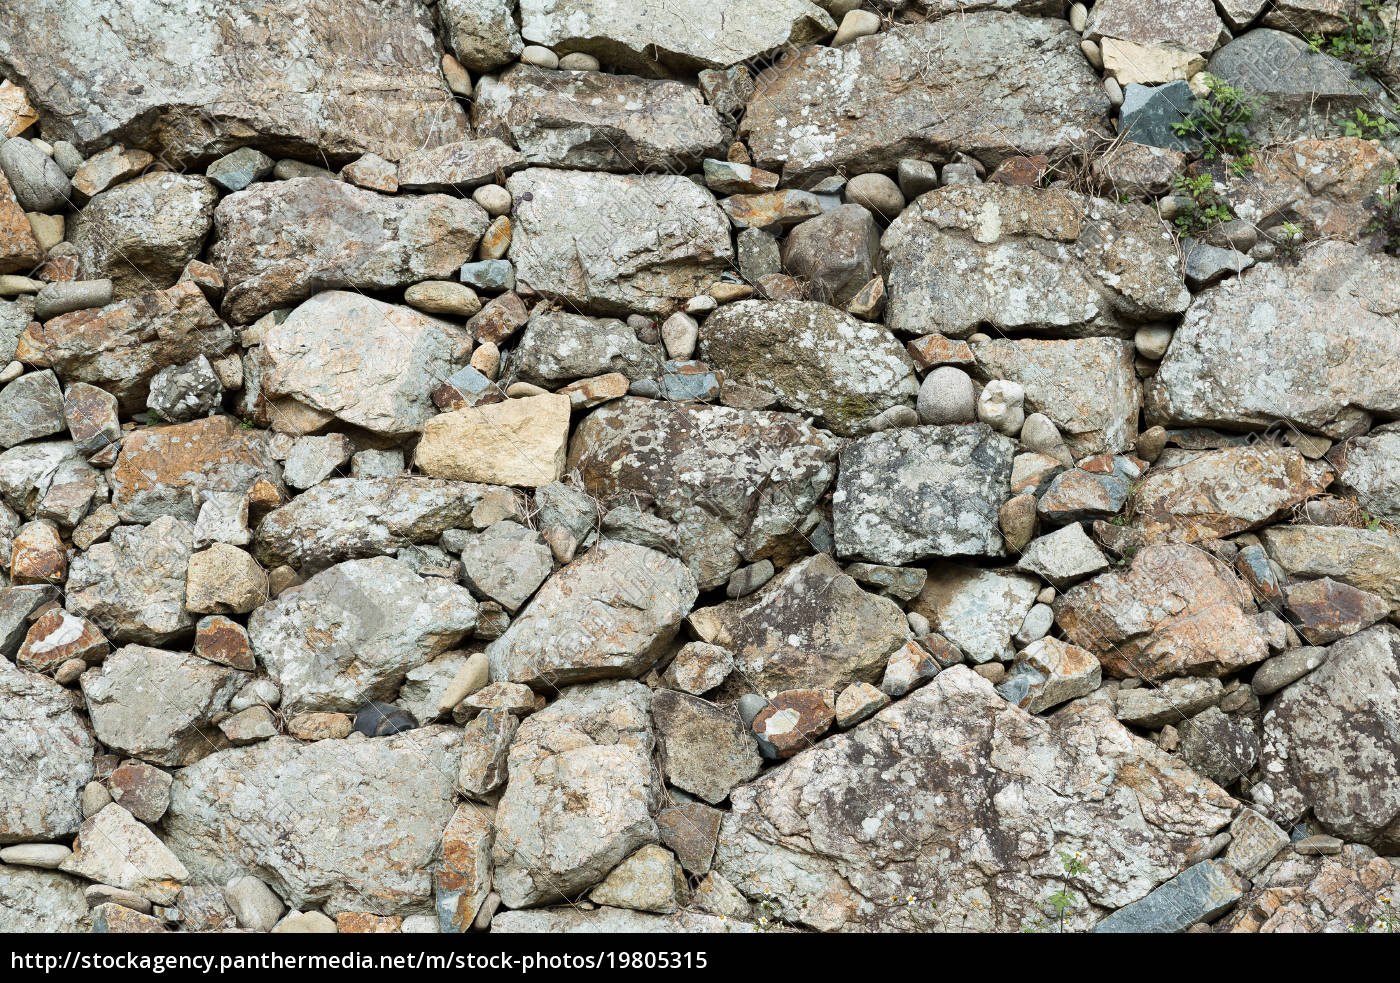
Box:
left=917, top=366, right=976, bottom=424
left=520, top=45, right=560, bottom=69
left=472, top=183, right=512, bottom=216
left=832, top=10, right=881, bottom=46
left=845, top=172, right=905, bottom=218
left=558, top=52, right=600, bottom=71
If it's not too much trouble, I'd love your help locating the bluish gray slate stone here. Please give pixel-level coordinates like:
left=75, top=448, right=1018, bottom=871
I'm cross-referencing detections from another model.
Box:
left=1091, top=859, right=1247, bottom=933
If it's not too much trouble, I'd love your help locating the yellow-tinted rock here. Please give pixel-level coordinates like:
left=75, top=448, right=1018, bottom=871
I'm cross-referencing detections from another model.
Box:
left=415, top=393, right=569, bottom=487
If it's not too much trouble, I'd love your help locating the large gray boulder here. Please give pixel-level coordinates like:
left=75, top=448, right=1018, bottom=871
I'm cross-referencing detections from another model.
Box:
left=0, top=660, right=94, bottom=844
left=493, top=680, right=659, bottom=908
left=833, top=424, right=1015, bottom=565
left=882, top=185, right=1189, bottom=339
left=0, top=867, right=92, bottom=931
left=1147, top=243, right=1400, bottom=439
left=487, top=541, right=697, bottom=688
left=0, top=0, right=469, bottom=161
left=741, top=14, right=1109, bottom=185
left=249, top=556, right=479, bottom=713
left=567, top=398, right=839, bottom=589
left=699, top=300, right=918, bottom=437
left=163, top=727, right=462, bottom=916
left=518, top=0, right=835, bottom=76
left=473, top=65, right=729, bottom=172
left=1337, top=423, right=1400, bottom=523
left=714, top=666, right=1237, bottom=931
left=1251, top=624, right=1400, bottom=850
left=688, top=553, right=910, bottom=695
left=504, top=309, right=662, bottom=387
left=209, top=180, right=487, bottom=322
left=506, top=168, right=732, bottom=316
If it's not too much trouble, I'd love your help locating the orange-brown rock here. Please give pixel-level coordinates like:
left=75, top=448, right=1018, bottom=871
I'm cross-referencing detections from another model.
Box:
left=16, top=609, right=106, bottom=671
left=335, top=912, right=402, bottom=933
left=0, top=170, right=43, bottom=274
left=10, top=520, right=66, bottom=584
left=434, top=804, right=492, bottom=933
left=192, top=615, right=255, bottom=671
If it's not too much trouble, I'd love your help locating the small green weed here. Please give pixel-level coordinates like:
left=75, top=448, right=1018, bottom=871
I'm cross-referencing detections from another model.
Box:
left=1308, top=2, right=1398, bottom=79
left=1341, top=106, right=1400, bottom=139
left=1172, top=173, right=1233, bottom=236
left=1172, top=74, right=1259, bottom=174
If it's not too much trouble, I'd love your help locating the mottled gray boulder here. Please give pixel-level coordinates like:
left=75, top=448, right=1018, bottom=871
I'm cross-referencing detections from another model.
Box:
left=253, top=291, right=473, bottom=436
left=780, top=204, right=881, bottom=306
left=834, top=424, right=1014, bottom=565
left=505, top=309, right=662, bottom=387
left=1208, top=29, right=1386, bottom=143
left=65, top=516, right=196, bottom=645
left=741, top=14, right=1108, bottom=185
left=715, top=667, right=1237, bottom=931
left=164, top=727, right=462, bottom=916
left=699, top=301, right=918, bottom=437
left=972, top=337, right=1141, bottom=457
left=255, top=477, right=494, bottom=571
left=652, top=690, right=762, bottom=804
left=487, top=541, right=696, bottom=688
left=910, top=564, right=1038, bottom=664
left=0, top=369, right=65, bottom=449
left=14, top=282, right=234, bottom=414
left=1115, top=677, right=1224, bottom=729
left=209, top=180, right=487, bottom=322
left=0, top=137, right=70, bottom=212
left=1260, top=524, right=1400, bottom=614
left=0, top=439, right=105, bottom=528
left=0, top=660, right=94, bottom=843
left=493, top=680, right=659, bottom=908
left=883, top=185, right=1188, bottom=339
left=146, top=356, right=222, bottom=423
left=506, top=168, right=732, bottom=316
left=568, top=398, right=838, bottom=589
left=518, top=0, right=835, bottom=76
left=1178, top=705, right=1259, bottom=788
left=70, top=173, right=219, bottom=300
left=457, top=521, right=554, bottom=614
left=492, top=906, right=743, bottom=932
left=60, top=803, right=188, bottom=904
left=438, top=0, right=523, bottom=72
left=249, top=556, right=479, bottom=713
left=0, top=867, right=92, bottom=931
left=0, top=0, right=469, bottom=162
left=688, top=553, right=909, bottom=695
left=1148, top=243, right=1400, bottom=438
left=394, top=137, right=525, bottom=193
left=80, top=645, right=246, bottom=767
left=1251, top=625, right=1400, bottom=850
left=473, top=65, right=728, bottom=172
left=1337, top=423, right=1400, bottom=523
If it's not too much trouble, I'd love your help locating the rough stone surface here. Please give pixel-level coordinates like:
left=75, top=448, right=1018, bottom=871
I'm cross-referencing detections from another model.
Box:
left=65, top=517, right=197, bottom=645
left=910, top=565, right=1039, bottom=665
left=415, top=394, right=571, bottom=487
left=652, top=690, right=762, bottom=804
left=0, top=660, right=94, bottom=844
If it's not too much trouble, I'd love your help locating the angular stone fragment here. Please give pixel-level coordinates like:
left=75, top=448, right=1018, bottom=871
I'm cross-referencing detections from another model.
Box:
left=1129, top=445, right=1330, bottom=545
left=699, top=300, right=918, bottom=437
left=0, top=369, right=65, bottom=449
left=15, top=608, right=105, bottom=672
left=911, top=565, right=1039, bottom=665
left=834, top=424, right=1014, bottom=565
left=1260, top=525, right=1400, bottom=614
left=1284, top=577, right=1390, bottom=645
left=416, top=394, right=571, bottom=487
left=652, top=690, right=761, bottom=803
left=108, top=761, right=173, bottom=824
left=0, top=866, right=92, bottom=931
left=1092, top=859, right=1246, bottom=933
left=493, top=681, right=659, bottom=908
left=752, top=688, right=835, bottom=759
left=1016, top=523, right=1109, bottom=588
left=0, top=660, right=94, bottom=843
left=690, top=554, right=908, bottom=695
left=248, top=556, right=478, bottom=714
left=81, top=644, right=245, bottom=766
left=70, top=173, right=218, bottom=300
left=1336, top=422, right=1400, bottom=522
left=656, top=802, right=722, bottom=877
left=65, top=516, right=196, bottom=645
left=518, top=0, right=836, bottom=75
left=164, top=727, right=462, bottom=915
left=457, top=710, right=517, bottom=799
left=742, top=14, right=1108, bottom=185
left=996, top=637, right=1102, bottom=714
left=1114, top=677, right=1223, bottom=729
left=1217, top=849, right=1400, bottom=932
left=506, top=309, right=660, bottom=388
left=60, top=803, right=188, bottom=904
left=487, top=541, right=696, bottom=688
left=0, top=170, right=43, bottom=274
left=568, top=398, right=838, bottom=589
left=62, top=382, right=119, bottom=457
left=662, top=642, right=733, bottom=696
left=0, top=0, right=469, bottom=162
left=1084, top=0, right=1225, bottom=54
left=436, top=804, right=493, bottom=933
left=254, top=477, right=493, bottom=571
left=16, top=282, right=233, bottom=414
left=506, top=168, right=732, bottom=316
left=716, top=667, right=1237, bottom=931
left=209, top=180, right=487, bottom=322
left=589, top=844, right=680, bottom=914
left=474, top=65, right=728, bottom=172
left=395, top=138, right=524, bottom=193
left=1056, top=543, right=1270, bottom=679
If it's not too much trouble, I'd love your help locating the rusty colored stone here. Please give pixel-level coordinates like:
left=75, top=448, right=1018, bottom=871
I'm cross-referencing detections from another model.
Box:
left=989, top=153, right=1051, bottom=186
left=718, top=189, right=820, bottom=231
left=335, top=912, right=402, bottom=933
left=434, top=804, right=492, bottom=933
left=192, top=615, right=255, bottom=671
left=178, top=259, right=225, bottom=303
left=752, top=688, right=835, bottom=759
left=0, top=80, right=38, bottom=138
left=285, top=712, right=354, bottom=741
left=559, top=371, right=628, bottom=409
left=10, top=521, right=66, bottom=584
left=34, top=251, right=78, bottom=282
left=1284, top=577, right=1390, bottom=645
left=656, top=801, right=722, bottom=875
left=92, top=902, right=167, bottom=933
left=108, top=760, right=173, bottom=824
left=466, top=291, right=528, bottom=345
left=71, top=145, right=155, bottom=201
left=906, top=333, right=975, bottom=370
left=0, top=170, right=44, bottom=274
left=16, top=609, right=106, bottom=671
left=62, top=382, right=120, bottom=457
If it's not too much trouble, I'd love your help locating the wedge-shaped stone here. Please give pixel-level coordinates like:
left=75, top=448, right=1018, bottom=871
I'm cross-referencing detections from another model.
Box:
left=910, top=564, right=1038, bottom=664
left=0, top=0, right=469, bottom=162
left=473, top=65, right=729, bottom=172
left=715, top=667, right=1237, bottom=931
left=163, top=727, right=462, bottom=915
left=60, top=804, right=188, bottom=905
left=741, top=14, right=1109, bottom=185
left=688, top=553, right=909, bottom=695
left=0, top=660, right=94, bottom=843
left=487, top=541, right=696, bottom=688
left=209, top=181, right=488, bottom=322
left=652, top=691, right=761, bottom=804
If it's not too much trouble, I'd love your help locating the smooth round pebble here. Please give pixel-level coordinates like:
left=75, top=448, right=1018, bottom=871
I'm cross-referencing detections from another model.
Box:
left=520, top=45, right=559, bottom=69
left=845, top=172, right=905, bottom=218
left=558, top=52, right=600, bottom=71
left=1134, top=325, right=1174, bottom=361
left=977, top=379, right=1025, bottom=435
left=1104, top=76, right=1123, bottom=107
left=917, top=366, right=976, bottom=424
left=833, top=9, right=881, bottom=46
left=661, top=311, right=699, bottom=359
left=1080, top=38, right=1102, bottom=69
left=1069, top=2, right=1088, bottom=32
left=472, top=183, right=512, bottom=217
